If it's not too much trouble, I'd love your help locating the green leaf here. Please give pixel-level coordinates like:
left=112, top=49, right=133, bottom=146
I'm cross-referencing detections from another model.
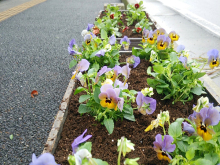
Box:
left=191, top=86, right=205, bottom=95
left=79, top=95, right=91, bottom=103
left=101, top=29, right=108, bottom=39
left=168, top=121, right=182, bottom=138
left=183, top=80, right=192, bottom=84
left=111, top=50, right=119, bottom=56
left=213, top=122, right=220, bottom=132
left=147, top=78, right=156, bottom=88
left=144, top=48, right=152, bottom=53
left=88, top=68, right=96, bottom=77
left=186, top=148, right=195, bottom=161
left=68, top=155, right=75, bottom=165
left=184, top=71, right=192, bottom=76
left=115, top=31, right=122, bottom=37
left=156, top=87, right=163, bottom=94
left=153, top=65, right=164, bottom=74
left=93, top=158, right=109, bottom=165
left=175, top=118, right=184, bottom=125
left=9, top=134, right=13, bottom=140
left=177, top=141, right=188, bottom=152
left=194, top=159, right=213, bottom=165
left=103, top=118, right=114, bottom=134
left=170, top=52, right=178, bottom=62
left=94, top=87, right=101, bottom=104
left=139, top=0, right=143, bottom=5
left=90, top=50, right=99, bottom=58
left=147, top=66, right=158, bottom=77
left=78, top=104, right=92, bottom=114
left=123, top=104, right=133, bottom=115
left=92, top=63, right=99, bottom=72
left=69, top=59, right=77, bottom=69
left=195, top=72, right=206, bottom=79
left=204, top=153, right=219, bottom=165
left=156, top=84, right=169, bottom=88
left=74, top=87, right=88, bottom=95
left=78, top=142, right=92, bottom=153
left=123, top=114, right=135, bottom=121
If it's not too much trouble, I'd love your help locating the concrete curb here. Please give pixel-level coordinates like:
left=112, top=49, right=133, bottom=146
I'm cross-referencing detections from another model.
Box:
left=42, top=79, right=76, bottom=154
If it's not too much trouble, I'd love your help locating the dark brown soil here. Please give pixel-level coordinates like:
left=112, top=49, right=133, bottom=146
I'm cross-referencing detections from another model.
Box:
left=98, top=11, right=156, bottom=38
left=54, top=54, right=202, bottom=165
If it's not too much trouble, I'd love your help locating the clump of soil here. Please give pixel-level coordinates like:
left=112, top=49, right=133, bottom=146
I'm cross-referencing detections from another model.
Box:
left=54, top=54, right=202, bottom=165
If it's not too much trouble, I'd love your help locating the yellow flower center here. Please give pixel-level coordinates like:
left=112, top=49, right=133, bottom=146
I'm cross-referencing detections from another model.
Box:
left=86, top=39, right=91, bottom=45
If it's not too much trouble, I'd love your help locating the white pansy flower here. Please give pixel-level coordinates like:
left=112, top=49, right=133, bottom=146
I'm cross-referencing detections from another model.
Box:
left=117, top=137, right=135, bottom=157
left=104, top=44, right=112, bottom=52
left=101, top=79, right=113, bottom=86
left=81, top=29, right=90, bottom=37
left=141, top=87, right=154, bottom=97
left=193, top=96, right=209, bottom=112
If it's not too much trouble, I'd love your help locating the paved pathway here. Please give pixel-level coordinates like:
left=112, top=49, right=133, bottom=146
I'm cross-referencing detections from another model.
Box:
left=0, top=0, right=120, bottom=164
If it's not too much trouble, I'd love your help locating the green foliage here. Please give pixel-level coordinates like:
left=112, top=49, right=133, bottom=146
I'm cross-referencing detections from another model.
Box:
left=168, top=116, right=220, bottom=165
left=147, top=52, right=205, bottom=103
left=103, top=118, right=114, bottom=134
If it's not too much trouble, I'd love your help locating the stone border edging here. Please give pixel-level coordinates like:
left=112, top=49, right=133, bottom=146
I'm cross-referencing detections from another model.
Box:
left=42, top=78, right=76, bottom=154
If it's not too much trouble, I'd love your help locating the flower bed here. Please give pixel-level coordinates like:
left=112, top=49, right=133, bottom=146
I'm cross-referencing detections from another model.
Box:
left=30, top=1, right=220, bottom=165
left=53, top=54, right=206, bottom=165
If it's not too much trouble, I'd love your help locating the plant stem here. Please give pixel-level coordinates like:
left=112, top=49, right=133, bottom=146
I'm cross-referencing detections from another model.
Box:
left=162, top=125, right=166, bottom=135
left=117, top=137, right=124, bottom=165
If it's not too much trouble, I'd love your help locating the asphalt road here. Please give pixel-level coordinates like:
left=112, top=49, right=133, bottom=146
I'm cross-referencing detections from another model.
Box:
left=0, top=0, right=120, bottom=164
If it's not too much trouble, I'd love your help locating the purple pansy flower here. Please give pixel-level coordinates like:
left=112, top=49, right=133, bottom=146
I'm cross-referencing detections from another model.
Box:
left=157, top=35, right=171, bottom=50
left=120, top=36, right=131, bottom=50
left=29, top=153, right=58, bottom=165
left=136, top=92, right=156, bottom=115
left=142, top=28, right=149, bottom=42
left=176, top=45, right=185, bottom=53
left=154, top=28, right=166, bottom=36
left=188, top=106, right=220, bottom=141
left=179, top=56, right=188, bottom=69
left=153, top=134, right=176, bottom=163
left=99, top=84, right=123, bottom=111
left=126, top=55, right=140, bottom=68
left=84, top=34, right=92, bottom=45
left=207, top=49, right=220, bottom=69
left=114, top=79, right=128, bottom=90
left=109, top=35, right=116, bottom=45
left=95, top=66, right=111, bottom=84
left=86, top=24, right=94, bottom=31
left=121, top=63, right=131, bottom=86
left=71, top=59, right=90, bottom=79
left=182, top=122, right=195, bottom=134
left=95, top=49, right=106, bottom=57
left=68, top=39, right=81, bottom=55
left=71, top=129, right=92, bottom=154
left=110, top=65, right=122, bottom=82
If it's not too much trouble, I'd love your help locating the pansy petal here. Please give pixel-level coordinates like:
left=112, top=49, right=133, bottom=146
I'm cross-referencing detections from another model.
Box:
left=176, top=45, right=185, bottom=53
left=98, top=92, right=108, bottom=100
left=182, top=122, right=195, bottom=134
left=109, top=35, right=116, bottom=45
left=100, top=84, right=113, bottom=93
left=153, top=142, right=162, bottom=152
left=78, top=59, right=90, bottom=72
left=162, top=135, right=175, bottom=152
left=136, top=92, right=143, bottom=108
left=155, top=134, right=163, bottom=146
